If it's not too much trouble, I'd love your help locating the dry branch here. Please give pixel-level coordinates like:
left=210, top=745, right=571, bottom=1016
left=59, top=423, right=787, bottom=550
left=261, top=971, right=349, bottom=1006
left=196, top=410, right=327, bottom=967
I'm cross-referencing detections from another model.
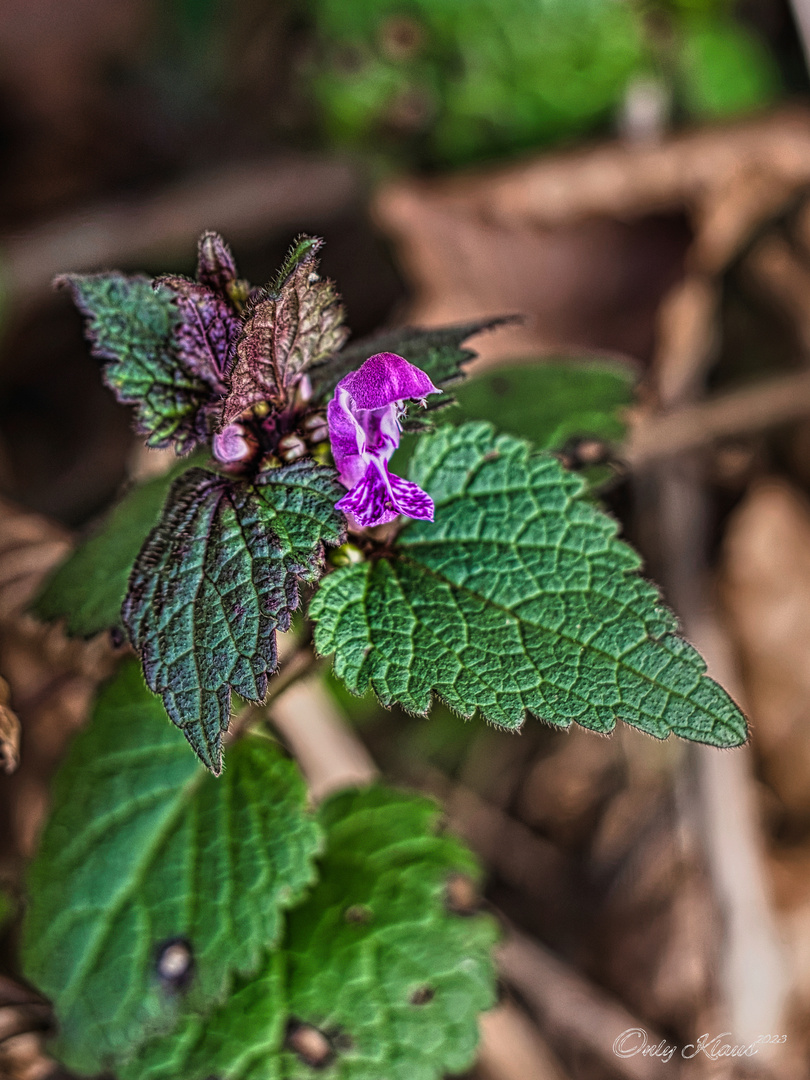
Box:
left=2, top=155, right=361, bottom=306
left=626, top=368, right=810, bottom=466
left=498, top=926, right=673, bottom=1080
left=380, top=109, right=810, bottom=230
left=477, top=1001, right=571, bottom=1080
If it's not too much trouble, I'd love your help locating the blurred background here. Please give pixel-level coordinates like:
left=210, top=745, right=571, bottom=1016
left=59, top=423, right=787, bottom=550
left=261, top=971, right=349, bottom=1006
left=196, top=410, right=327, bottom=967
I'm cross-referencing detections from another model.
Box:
left=3, top=0, right=810, bottom=1077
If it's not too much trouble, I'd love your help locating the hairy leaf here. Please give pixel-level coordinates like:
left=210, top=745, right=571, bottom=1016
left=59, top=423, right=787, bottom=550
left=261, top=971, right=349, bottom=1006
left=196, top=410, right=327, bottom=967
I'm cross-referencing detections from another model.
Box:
left=309, top=316, right=515, bottom=404
left=311, top=423, right=747, bottom=746
left=32, top=455, right=206, bottom=637
left=196, top=230, right=238, bottom=295
left=155, top=275, right=240, bottom=386
left=122, top=787, right=497, bottom=1080
left=21, top=661, right=321, bottom=1076
left=222, top=235, right=348, bottom=424
left=59, top=274, right=216, bottom=452
left=123, top=461, right=346, bottom=773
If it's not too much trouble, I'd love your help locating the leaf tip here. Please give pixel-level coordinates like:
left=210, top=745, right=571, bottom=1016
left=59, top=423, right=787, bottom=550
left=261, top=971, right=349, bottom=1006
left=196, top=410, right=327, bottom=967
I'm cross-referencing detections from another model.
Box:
left=183, top=724, right=224, bottom=776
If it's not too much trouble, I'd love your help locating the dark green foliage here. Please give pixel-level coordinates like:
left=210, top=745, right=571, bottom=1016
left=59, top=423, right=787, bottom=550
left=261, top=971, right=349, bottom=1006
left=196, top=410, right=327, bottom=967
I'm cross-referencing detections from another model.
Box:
left=279, top=786, right=497, bottom=1080
left=21, top=662, right=321, bottom=1076
left=309, top=317, right=516, bottom=404
left=123, top=462, right=346, bottom=773
left=311, top=423, right=747, bottom=746
left=449, top=358, right=636, bottom=449
left=28, top=227, right=747, bottom=1080
left=32, top=456, right=206, bottom=637
left=121, top=787, right=498, bottom=1080
left=123, top=959, right=287, bottom=1080
left=58, top=274, right=216, bottom=452
left=389, top=356, right=636, bottom=481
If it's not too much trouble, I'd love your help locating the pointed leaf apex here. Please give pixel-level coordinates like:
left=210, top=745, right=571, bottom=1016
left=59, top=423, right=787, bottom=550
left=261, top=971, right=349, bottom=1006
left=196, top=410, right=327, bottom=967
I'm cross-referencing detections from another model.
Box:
left=184, top=723, right=223, bottom=776
left=271, top=234, right=324, bottom=295
left=124, top=463, right=345, bottom=772
left=197, top=231, right=238, bottom=294
left=312, top=423, right=748, bottom=748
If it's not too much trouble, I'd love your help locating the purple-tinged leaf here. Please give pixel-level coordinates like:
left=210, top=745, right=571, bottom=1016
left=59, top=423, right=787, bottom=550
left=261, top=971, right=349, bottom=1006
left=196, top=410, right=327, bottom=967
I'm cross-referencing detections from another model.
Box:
left=196, top=230, right=238, bottom=295
left=122, top=462, right=346, bottom=773
left=58, top=273, right=217, bottom=452
left=221, top=235, right=348, bottom=426
left=155, top=275, right=241, bottom=386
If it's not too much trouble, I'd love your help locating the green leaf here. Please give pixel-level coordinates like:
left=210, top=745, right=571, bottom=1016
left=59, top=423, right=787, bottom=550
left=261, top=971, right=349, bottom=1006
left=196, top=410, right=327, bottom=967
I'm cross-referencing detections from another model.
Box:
left=449, top=358, right=636, bottom=449
left=59, top=273, right=217, bottom=452
left=21, top=660, right=321, bottom=1076
left=279, top=787, right=497, bottom=1080
left=309, top=317, right=515, bottom=404
left=32, top=455, right=207, bottom=637
left=311, top=423, right=747, bottom=747
left=124, top=958, right=287, bottom=1080
left=390, top=356, right=637, bottom=483
left=123, top=461, right=346, bottom=773
left=678, top=16, right=780, bottom=119
left=123, top=787, right=498, bottom=1080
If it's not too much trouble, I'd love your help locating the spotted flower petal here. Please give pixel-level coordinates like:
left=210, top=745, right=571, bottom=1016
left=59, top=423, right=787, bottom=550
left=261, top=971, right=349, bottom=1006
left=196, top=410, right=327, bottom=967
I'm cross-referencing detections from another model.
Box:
left=327, top=352, right=440, bottom=528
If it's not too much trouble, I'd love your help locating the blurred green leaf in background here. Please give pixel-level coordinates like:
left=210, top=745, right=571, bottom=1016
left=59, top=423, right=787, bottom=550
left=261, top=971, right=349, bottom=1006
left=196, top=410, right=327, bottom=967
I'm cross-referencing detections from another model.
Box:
left=305, top=0, right=782, bottom=168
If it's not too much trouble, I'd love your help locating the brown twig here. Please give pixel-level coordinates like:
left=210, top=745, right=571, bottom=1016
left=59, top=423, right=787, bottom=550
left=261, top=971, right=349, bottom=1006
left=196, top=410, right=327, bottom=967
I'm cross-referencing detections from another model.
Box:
left=414, top=766, right=582, bottom=929
left=497, top=924, right=674, bottom=1080
left=224, top=640, right=321, bottom=745
left=224, top=628, right=377, bottom=801
left=477, top=1000, right=571, bottom=1080
left=379, top=108, right=810, bottom=230
left=2, top=154, right=361, bottom=307
left=625, top=368, right=810, bottom=466
left=269, top=676, right=378, bottom=802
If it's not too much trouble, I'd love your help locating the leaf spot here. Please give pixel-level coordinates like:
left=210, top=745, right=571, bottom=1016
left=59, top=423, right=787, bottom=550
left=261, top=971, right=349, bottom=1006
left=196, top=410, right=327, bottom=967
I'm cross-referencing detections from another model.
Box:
left=344, top=903, right=372, bottom=924
left=445, top=873, right=480, bottom=916
left=286, top=1020, right=335, bottom=1069
left=156, top=938, right=194, bottom=991
left=409, top=985, right=435, bottom=1006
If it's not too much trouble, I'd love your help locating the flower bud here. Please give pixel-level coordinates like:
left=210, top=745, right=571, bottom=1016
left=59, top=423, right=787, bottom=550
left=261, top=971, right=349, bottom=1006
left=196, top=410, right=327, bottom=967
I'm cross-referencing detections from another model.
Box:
left=213, top=423, right=255, bottom=463
left=278, top=433, right=308, bottom=463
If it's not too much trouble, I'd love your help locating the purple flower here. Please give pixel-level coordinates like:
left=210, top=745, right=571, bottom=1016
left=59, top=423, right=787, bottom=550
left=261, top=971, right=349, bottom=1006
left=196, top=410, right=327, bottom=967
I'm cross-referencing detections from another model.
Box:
left=327, top=352, right=440, bottom=528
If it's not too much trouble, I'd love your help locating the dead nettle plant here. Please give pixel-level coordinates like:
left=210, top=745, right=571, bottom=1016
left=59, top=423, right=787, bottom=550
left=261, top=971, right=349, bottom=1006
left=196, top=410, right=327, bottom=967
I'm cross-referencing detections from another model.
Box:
left=21, top=232, right=746, bottom=1079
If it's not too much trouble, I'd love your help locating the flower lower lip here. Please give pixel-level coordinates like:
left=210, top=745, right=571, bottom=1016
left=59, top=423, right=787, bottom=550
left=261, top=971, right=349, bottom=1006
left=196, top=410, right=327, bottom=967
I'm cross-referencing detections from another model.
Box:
left=326, top=352, right=440, bottom=528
